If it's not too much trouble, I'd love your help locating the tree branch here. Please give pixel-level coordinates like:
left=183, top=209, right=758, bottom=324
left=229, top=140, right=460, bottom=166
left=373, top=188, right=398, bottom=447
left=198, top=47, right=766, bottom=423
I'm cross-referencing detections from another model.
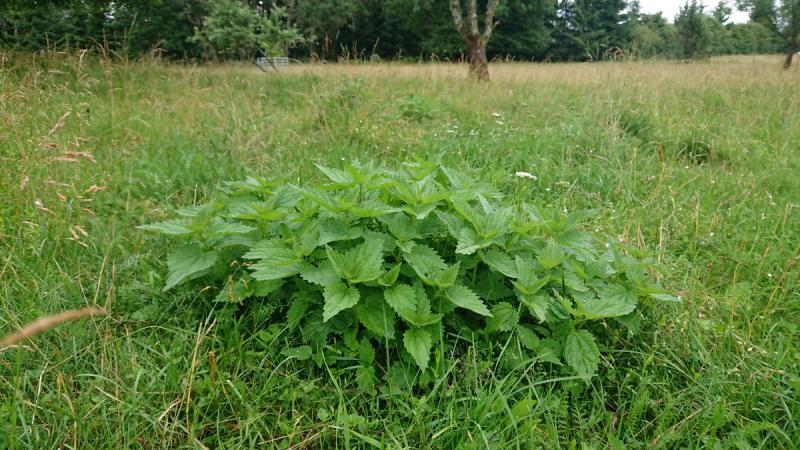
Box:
left=484, top=0, right=500, bottom=38
left=466, top=0, right=479, bottom=37
left=449, top=0, right=468, bottom=40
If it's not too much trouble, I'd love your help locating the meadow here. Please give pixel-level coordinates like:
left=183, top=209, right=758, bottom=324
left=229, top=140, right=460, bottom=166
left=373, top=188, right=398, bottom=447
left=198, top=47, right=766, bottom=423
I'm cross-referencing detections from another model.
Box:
left=1, top=53, right=798, bottom=448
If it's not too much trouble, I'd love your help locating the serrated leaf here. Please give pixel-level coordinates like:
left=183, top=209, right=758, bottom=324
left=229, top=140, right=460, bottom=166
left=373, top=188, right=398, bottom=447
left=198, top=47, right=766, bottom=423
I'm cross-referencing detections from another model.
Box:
left=444, top=285, right=492, bottom=316
left=433, top=261, right=460, bottom=288
left=403, top=328, right=432, bottom=371
left=455, top=227, right=492, bottom=255
left=537, top=339, right=563, bottom=365
left=326, top=238, right=384, bottom=284
left=281, top=345, right=312, bottom=360
left=252, top=279, right=284, bottom=297
left=356, top=366, right=376, bottom=393
left=516, top=325, right=540, bottom=350
left=377, top=264, right=402, bottom=286
left=537, top=240, right=567, bottom=270
left=511, top=398, right=537, bottom=421
left=287, top=294, right=312, bottom=329
left=649, top=293, right=681, bottom=302
left=164, top=246, right=218, bottom=291
left=486, top=302, right=519, bottom=332
left=474, top=272, right=514, bottom=300
left=350, top=198, right=400, bottom=218
left=244, top=239, right=303, bottom=280
left=354, top=293, right=396, bottom=339
left=322, top=282, right=360, bottom=322
left=318, top=218, right=363, bottom=245
left=358, top=338, right=375, bottom=365
left=402, top=243, right=446, bottom=284
left=557, top=230, right=598, bottom=261
left=299, top=260, right=340, bottom=286
left=479, top=249, right=519, bottom=278
left=384, top=284, right=417, bottom=320
left=564, top=330, right=600, bottom=376
left=384, top=284, right=442, bottom=327
left=435, top=210, right=464, bottom=238
left=315, top=164, right=356, bottom=186
left=207, top=222, right=257, bottom=236
left=581, top=284, right=638, bottom=319
left=138, top=220, right=193, bottom=236
left=382, top=213, right=419, bottom=241
left=520, top=293, right=550, bottom=322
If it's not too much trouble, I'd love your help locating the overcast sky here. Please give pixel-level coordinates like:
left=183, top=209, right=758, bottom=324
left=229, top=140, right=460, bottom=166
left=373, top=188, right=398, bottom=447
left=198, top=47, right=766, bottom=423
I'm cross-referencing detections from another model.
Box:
left=639, top=0, right=750, bottom=23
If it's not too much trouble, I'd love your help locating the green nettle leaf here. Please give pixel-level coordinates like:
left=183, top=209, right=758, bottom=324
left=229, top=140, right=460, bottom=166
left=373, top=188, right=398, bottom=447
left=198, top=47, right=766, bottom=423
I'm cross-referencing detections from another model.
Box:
left=318, top=218, right=363, bottom=245
left=282, top=345, right=313, bottom=360
left=537, top=240, right=568, bottom=270
left=315, top=164, right=357, bottom=187
left=350, top=198, right=401, bottom=218
left=358, top=338, right=375, bottom=365
left=479, top=249, right=519, bottom=278
left=520, top=293, right=550, bottom=322
left=581, top=284, right=638, bottom=319
left=322, top=282, right=360, bottom=322
left=402, top=243, right=446, bottom=284
left=486, top=302, right=519, bottom=332
left=516, top=325, right=540, bottom=350
left=403, top=328, right=432, bottom=371
left=245, top=240, right=304, bottom=281
left=455, top=227, right=493, bottom=255
left=287, top=294, right=312, bottom=330
left=384, top=284, right=418, bottom=319
left=377, top=264, right=402, bottom=286
left=138, top=220, right=193, bottom=236
left=444, top=285, right=492, bottom=317
left=433, top=261, right=460, bottom=288
left=164, top=246, right=218, bottom=291
left=300, top=260, right=340, bottom=286
left=326, top=238, right=384, bottom=283
left=354, top=293, right=396, bottom=339
left=382, top=214, right=419, bottom=241
left=564, top=330, right=600, bottom=376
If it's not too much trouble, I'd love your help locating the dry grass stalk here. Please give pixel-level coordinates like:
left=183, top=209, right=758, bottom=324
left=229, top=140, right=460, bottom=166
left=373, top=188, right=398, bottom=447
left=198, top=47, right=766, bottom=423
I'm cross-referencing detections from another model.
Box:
left=0, top=306, right=107, bottom=348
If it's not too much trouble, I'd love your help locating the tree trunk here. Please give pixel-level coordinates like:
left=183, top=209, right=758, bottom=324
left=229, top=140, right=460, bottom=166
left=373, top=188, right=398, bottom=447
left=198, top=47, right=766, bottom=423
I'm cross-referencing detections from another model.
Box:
left=784, top=41, right=796, bottom=70
left=468, top=39, right=489, bottom=81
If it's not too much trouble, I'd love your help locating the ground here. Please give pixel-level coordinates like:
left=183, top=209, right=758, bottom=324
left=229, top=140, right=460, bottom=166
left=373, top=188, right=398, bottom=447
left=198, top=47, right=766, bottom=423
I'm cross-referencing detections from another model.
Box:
left=0, top=54, right=798, bottom=448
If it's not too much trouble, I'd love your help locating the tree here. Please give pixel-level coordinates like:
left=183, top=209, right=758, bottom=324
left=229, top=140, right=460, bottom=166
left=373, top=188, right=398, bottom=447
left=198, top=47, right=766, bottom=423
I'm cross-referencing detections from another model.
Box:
left=776, top=0, right=800, bottom=67
left=713, top=1, right=733, bottom=24
left=190, top=0, right=303, bottom=60
left=737, top=0, right=800, bottom=68
left=675, top=1, right=710, bottom=59
left=448, top=0, right=500, bottom=81
left=550, top=0, right=633, bottom=61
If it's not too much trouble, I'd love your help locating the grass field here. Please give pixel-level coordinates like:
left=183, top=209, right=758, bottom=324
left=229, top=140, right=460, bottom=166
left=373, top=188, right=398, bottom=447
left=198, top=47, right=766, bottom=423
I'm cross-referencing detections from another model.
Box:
left=1, top=53, right=799, bottom=448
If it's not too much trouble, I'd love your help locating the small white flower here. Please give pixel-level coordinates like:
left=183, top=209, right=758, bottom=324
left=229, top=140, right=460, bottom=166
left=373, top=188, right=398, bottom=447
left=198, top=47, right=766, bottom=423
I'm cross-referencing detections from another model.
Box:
left=495, top=120, right=504, bottom=125
left=515, top=171, right=537, bottom=180
left=492, top=112, right=502, bottom=117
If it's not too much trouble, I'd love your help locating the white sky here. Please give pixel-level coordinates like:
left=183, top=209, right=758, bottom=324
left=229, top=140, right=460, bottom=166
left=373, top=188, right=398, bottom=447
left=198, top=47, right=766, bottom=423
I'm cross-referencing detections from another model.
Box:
left=639, top=0, right=750, bottom=23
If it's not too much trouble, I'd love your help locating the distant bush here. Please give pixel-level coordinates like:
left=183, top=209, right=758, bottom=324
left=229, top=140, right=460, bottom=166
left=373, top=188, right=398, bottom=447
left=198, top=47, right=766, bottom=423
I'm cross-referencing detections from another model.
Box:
left=140, top=161, right=678, bottom=388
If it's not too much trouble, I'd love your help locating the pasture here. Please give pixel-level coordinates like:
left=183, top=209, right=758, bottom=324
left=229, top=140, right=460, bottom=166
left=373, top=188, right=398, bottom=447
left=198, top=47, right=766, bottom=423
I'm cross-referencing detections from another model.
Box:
left=1, top=54, right=798, bottom=448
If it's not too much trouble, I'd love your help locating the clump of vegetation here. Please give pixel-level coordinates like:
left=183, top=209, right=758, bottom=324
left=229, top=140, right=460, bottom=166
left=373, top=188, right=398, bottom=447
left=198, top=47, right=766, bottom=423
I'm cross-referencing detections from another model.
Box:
left=397, top=94, right=434, bottom=121
left=140, top=161, right=678, bottom=386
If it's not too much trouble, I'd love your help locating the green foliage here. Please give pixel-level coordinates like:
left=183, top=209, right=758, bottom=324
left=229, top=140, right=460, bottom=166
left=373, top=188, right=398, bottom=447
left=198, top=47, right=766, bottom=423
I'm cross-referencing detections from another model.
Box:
left=141, top=162, right=677, bottom=379
left=676, top=1, right=711, bottom=59
left=190, top=0, right=303, bottom=59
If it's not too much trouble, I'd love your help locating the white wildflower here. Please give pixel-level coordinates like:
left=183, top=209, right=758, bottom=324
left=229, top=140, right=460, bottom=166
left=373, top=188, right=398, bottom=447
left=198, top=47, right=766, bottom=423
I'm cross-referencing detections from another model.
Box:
left=515, top=171, right=537, bottom=180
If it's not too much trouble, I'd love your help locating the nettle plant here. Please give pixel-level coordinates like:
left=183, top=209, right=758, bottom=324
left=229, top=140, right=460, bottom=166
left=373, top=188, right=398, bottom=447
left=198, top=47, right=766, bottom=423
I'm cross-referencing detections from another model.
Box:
left=140, top=161, right=678, bottom=386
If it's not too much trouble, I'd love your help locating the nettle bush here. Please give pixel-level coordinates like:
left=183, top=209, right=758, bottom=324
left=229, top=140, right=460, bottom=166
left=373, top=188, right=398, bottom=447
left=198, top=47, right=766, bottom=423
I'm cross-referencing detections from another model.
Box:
left=140, top=161, right=677, bottom=387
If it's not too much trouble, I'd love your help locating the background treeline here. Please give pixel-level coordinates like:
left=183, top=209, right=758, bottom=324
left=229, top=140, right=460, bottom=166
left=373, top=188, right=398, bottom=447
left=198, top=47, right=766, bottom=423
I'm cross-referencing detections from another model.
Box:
left=0, top=0, right=788, bottom=61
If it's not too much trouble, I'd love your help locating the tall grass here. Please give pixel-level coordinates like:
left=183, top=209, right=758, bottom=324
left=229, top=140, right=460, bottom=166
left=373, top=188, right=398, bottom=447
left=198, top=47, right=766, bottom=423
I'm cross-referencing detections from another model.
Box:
left=1, top=52, right=798, bottom=448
